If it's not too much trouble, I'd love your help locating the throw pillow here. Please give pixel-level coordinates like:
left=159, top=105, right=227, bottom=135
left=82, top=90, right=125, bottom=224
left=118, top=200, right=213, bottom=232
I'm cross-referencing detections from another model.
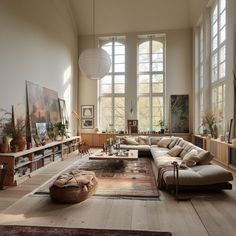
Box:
left=198, top=150, right=214, bottom=165
left=158, top=137, right=172, bottom=148
left=138, top=136, right=149, bottom=145
left=123, top=137, right=139, bottom=145
left=168, top=136, right=179, bottom=149
left=183, top=149, right=200, bottom=166
left=167, top=145, right=184, bottom=157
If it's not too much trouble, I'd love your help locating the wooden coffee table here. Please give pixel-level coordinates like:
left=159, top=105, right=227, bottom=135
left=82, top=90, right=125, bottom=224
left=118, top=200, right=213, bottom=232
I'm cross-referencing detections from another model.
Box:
left=89, top=149, right=138, bottom=161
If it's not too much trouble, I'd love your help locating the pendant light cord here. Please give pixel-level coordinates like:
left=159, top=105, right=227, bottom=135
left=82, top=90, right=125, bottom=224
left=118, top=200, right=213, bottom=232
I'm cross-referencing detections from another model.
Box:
left=93, top=0, right=95, bottom=48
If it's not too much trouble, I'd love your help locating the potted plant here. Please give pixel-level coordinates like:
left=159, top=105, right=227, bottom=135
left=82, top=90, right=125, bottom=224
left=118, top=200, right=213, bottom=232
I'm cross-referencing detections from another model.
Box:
left=158, top=120, right=165, bottom=134
left=3, top=118, right=26, bottom=152
left=201, top=111, right=217, bottom=138
left=53, top=122, right=67, bottom=140
left=0, top=109, right=12, bottom=153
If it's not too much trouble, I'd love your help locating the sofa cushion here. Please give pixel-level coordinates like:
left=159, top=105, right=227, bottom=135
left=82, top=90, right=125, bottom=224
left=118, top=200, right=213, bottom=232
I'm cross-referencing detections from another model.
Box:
left=120, top=144, right=150, bottom=151
left=198, top=150, right=214, bottom=165
left=138, top=136, right=150, bottom=145
left=182, top=150, right=200, bottom=167
left=158, top=137, right=172, bottom=148
left=167, top=145, right=184, bottom=157
left=150, top=136, right=163, bottom=145
left=168, top=136, right=180, bottom=149
left=162, top=164, right=233, bottom=186
left=123, top=137, right=139, bottom=145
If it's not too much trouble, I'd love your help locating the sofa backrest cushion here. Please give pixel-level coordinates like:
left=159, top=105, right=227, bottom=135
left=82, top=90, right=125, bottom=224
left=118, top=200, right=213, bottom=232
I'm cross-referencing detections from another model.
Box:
left=183, top=149, right=200, bottom=166
left=158, top=137, right=172, bottom=148
left=167, top=145, right=184, bottom=157
left=198, top=150, right=214, bottom=165
left=168, top=136, right=179, bottom=149
left=150, top=136, right=163, bottom=145
left=138, top=136, right=150, bottom=145
left=123, top=137, right=139, bottom=145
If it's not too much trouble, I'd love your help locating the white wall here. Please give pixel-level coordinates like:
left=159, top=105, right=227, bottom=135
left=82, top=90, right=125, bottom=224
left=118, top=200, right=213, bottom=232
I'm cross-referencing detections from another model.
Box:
left=0, top=0, right=78, bottom=134
left=78, top=29, right=192, bottom=132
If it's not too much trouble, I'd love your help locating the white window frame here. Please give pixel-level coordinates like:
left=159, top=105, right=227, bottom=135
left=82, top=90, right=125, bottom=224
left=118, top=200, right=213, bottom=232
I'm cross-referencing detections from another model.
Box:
left=210, top=0, right=226, bottom=135
left=98, top=37, right=126, bottom=132
left=137, top=35, right=166, bottom=132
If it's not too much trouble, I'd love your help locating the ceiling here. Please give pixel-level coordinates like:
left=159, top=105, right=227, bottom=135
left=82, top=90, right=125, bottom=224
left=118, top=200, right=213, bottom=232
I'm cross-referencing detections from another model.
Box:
left=69, top=0, right=209, bottom=36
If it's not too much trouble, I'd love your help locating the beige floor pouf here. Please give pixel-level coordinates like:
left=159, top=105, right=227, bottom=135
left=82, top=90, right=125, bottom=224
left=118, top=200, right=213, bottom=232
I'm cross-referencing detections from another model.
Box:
left=49, top=170, right=98, bottom=203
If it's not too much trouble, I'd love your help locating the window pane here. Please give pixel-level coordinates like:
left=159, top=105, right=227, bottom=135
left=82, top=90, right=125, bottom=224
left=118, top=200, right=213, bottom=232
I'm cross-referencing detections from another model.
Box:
left=212, top=21, right=218, bottom=38
left=152, top=41, right=163, bottom=53
left=212, top=5, right=218, bottom=24
left=138, top=97, right=150, bottom=131
left=152, top=63, right=163, bottom=71
left=219, top=46, right=225, bottom=63
left=219, top=27, right=226, bottom=43
left=211, top=68, right=218, bottom=83
left=152, top=53, right=163, bottom=63
left=115, top=63, right=125, bottom=72
left=114, top=84, right=125, bottom=93
left=212, top=53, right=218, bottom=68
left=115, top=55, right=125, bottom=64
left=212, top=36, right=218, bottom=50
left=114, top=75, right=125, bottom=84
left=139, top=74, right=149, bottom=83
left=152, top=74, right=163, bottom=83
left=219, top=62, right=225, bottom=78
left=219, top=0, right=226, bottom=13
left=138, top=84, right=150, bottom=93
left=100, top=97, right=112, bottom=131
left=139, top=54, right=149, bottom=63
left=219, top=11, right=226, bottom=29
left=114, top=97, right=125, bottom=131
left=139, top=41, right=149, bottom=54
left=139, top=63, right=149, bottom=72
left=115, top=45, right=125, bottom=54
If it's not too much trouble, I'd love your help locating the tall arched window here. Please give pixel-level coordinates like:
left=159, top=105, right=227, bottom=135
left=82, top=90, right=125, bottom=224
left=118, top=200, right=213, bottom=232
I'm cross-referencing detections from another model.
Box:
left=98, top=37, right=126, bottom=132
left=137, top=35, right=166, bottom=132
left=211, top=0, right=226, bottom=134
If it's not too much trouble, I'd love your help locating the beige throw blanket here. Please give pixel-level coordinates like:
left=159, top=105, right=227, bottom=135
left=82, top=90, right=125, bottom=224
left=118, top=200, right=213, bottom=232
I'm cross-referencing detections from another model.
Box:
left=53, top=170, right=96, bottom=191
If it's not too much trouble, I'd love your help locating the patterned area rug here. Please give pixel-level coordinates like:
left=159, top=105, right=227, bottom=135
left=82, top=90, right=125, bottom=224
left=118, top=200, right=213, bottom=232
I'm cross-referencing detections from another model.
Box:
left=34, top=157, right=159, bottom=199
left=0, top=225, right=172, bottom=236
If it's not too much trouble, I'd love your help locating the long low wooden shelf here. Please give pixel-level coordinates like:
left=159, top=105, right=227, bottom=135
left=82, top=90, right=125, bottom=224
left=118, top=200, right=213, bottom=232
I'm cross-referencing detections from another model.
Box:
left=192, top=134, right=236, bottom=170
left=0, top=136, right=80, bottom=186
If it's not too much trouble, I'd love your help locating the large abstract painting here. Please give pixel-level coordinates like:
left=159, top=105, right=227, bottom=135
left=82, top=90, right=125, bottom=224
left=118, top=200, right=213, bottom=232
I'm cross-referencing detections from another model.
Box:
left=26, top=81, right=60, bottom=136
left=170, top=95, right=189, bottom=133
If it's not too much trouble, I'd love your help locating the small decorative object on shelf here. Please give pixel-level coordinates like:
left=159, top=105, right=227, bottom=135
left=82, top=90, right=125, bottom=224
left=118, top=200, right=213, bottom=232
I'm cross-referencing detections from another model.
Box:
left=0, top=163, right=7, bottom=190
left=54, top=122, right=67, bottom=140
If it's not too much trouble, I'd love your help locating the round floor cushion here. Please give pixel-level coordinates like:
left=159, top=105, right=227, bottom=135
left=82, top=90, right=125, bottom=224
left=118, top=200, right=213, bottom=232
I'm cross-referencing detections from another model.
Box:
left=49, top=170, right=98, bottom=203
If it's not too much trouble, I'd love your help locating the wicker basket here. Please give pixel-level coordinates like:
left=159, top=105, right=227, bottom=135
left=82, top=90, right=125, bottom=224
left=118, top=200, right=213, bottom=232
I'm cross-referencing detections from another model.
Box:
left=49, top=174, right=98, bottom=203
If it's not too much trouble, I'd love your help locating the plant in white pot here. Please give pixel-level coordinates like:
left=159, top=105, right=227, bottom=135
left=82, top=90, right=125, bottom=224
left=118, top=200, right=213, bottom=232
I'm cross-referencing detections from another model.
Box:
left=53, top=122, right=67, bottom=140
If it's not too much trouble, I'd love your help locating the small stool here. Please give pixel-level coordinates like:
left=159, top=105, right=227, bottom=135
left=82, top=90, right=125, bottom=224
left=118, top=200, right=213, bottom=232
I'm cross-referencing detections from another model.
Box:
left=49, top=170, right=98, bottom=203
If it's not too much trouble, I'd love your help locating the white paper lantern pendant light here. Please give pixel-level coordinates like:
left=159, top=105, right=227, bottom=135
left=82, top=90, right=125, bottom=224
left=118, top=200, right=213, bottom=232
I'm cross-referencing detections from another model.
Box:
left=78, top=0, right=111, bottom=80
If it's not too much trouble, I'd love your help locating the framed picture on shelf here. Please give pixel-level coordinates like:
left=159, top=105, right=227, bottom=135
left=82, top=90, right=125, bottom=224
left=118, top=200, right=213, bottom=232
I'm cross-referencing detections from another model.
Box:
left=35, top=122, right=49, bottom=141
left=81, top=105, right=94, bottom=118
left=58, top=98, right=69, bottom=127
left=81, top=119, right=94, bottom=129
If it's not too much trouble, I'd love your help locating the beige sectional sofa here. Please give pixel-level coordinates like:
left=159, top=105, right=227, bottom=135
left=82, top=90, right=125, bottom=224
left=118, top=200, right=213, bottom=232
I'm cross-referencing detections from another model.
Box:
left=117, top=135, right=233, bottom=190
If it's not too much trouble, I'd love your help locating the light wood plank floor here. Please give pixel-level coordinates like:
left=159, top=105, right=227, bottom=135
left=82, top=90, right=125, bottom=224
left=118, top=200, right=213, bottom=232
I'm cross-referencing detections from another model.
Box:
left=0, top=151, right=236, bottom=236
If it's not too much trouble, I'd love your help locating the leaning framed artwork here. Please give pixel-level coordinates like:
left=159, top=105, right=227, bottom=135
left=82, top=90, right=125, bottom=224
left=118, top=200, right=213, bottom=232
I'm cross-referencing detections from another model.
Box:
left=81, top=105, right=94, bottom=118
left=170, top=94, right=189, bottom=133
left=81, top=119, right=94, bottom=129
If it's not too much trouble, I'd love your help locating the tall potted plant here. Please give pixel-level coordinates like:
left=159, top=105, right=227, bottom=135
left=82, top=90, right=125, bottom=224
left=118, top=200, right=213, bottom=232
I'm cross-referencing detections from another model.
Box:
left=3, top=119, right=26, bottom=152
left=202, top=111, right=217, bottom=138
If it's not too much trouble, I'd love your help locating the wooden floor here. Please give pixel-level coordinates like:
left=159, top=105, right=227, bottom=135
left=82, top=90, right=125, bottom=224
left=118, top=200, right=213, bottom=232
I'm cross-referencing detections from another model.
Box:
left=0, top=151, right=236, bottom=236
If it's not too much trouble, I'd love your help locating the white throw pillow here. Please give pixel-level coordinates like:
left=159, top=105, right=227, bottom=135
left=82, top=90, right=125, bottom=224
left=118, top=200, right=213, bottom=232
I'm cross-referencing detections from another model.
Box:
left=167, top=145, right=184, bottom=157
left=158, top=137, right=172, bottom=148
left=183, top=149, right=200, bottom=166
